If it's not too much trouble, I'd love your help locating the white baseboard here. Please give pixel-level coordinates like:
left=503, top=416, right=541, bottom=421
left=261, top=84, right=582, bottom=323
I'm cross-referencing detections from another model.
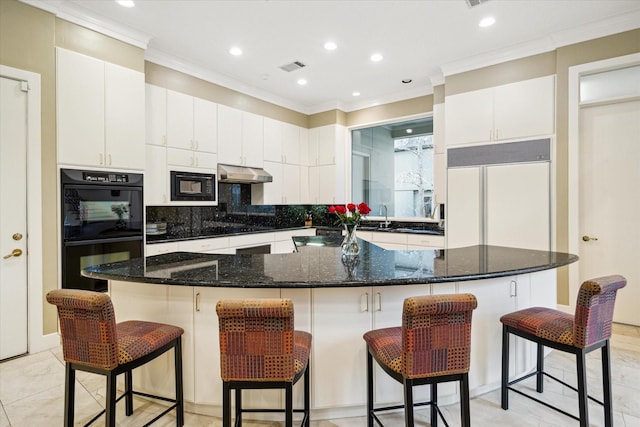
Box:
left=30, top=332, right=60, bottom=354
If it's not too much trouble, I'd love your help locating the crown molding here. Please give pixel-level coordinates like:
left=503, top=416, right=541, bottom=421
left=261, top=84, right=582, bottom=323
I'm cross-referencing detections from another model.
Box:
left=20, top=0, right=150, bottom=49
left=441, top=10, right=640, bottom=77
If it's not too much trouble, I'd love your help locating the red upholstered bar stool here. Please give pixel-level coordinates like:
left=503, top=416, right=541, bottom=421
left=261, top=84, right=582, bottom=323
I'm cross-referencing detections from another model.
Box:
left=216, top=298, right=311, bottom=427
left=500, top=275, right=627, bottom=427
left=46, top=289, right=184, bottom=427
left=363, top=293, right=478, bottom=427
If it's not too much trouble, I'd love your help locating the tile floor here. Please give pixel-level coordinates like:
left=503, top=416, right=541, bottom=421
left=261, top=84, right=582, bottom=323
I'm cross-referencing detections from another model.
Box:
left=1, top=323, right=639, bottom=427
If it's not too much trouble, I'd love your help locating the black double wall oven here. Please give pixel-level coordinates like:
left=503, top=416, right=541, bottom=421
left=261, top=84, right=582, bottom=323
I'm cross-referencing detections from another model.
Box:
left=61, top=169, right=143, bottom=292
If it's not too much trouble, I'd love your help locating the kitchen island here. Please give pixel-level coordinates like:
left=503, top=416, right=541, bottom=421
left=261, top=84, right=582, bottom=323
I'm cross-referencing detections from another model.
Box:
left=84, top=238, right=577, bottom=420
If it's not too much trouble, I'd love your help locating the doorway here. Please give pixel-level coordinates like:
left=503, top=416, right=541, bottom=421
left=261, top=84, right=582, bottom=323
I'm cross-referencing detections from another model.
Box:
left=568, top=54, right=640, bottom=326
left=0, top=75, right=28, bottom=359
left=0, top=65, right=46, bottom=358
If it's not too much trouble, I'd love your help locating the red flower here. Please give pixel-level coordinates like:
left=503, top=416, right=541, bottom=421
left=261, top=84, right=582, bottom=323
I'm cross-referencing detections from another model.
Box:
left=347, top=203, right=356, bottom=212
left=358, top=202, right=371, bottom=215
left=335, top=205, right=347, bottom=214
left=328, top=206, right=336, bottom=213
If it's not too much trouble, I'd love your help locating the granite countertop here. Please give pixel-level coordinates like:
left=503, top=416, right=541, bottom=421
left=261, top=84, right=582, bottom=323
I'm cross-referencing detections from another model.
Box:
left=84, top=237, right=577, bottom=288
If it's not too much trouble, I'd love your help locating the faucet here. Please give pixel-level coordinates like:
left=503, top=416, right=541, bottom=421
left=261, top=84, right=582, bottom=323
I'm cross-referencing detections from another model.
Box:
left=381, top=204, right=390, bottom=228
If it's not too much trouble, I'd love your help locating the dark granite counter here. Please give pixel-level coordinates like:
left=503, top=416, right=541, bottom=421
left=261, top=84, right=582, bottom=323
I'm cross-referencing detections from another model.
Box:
left=84, top=237, right=577, bottom=288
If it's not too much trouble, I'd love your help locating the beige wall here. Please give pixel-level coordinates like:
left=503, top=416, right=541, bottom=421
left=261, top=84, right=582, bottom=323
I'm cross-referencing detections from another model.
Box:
left=0, top=0, right=57, bottom=334
left=1, top=0, right=639, bottom=335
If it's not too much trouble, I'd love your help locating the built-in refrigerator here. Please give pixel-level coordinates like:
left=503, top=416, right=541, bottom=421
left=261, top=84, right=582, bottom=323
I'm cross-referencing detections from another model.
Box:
left=446, top=138, right=551, bottom=251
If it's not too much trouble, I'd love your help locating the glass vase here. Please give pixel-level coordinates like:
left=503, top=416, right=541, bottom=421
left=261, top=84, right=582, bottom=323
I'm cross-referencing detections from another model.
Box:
left=341, top=224, right=360, bottom=256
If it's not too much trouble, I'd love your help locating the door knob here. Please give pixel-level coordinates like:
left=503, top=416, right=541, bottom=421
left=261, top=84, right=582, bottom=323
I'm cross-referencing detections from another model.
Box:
left=3, top=248, right=23, bottom=259
left=582, top=235, right=598, bottom=242
left=13, top=233, right=23, bottom=241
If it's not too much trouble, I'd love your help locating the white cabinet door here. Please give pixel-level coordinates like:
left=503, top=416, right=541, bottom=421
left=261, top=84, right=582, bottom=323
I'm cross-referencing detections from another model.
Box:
left=104, top=62, right=145, bottom=170
left=193, top=97, right=217, bottom=153
left=146, top=84, right=167, bottom=147
left=317, top=125, right=337, bottom=165
left=263, top=117, right=283, bottom=162
left=217, top=104, right=242, bottom=164
left=445, top=88, right=493, bottom=146
left=458, top=276, right=516, bottom=392
left=57, top=48, right=105, bottom=167
left=282, top=163, right=301, bottom=204
left=241, top=111, right=264, bottom=167
left=372, top=285, right=432, bottom=405
left=312, top=287, right=372, bottom=408
left=145, top=145, right=168, bottom=205
left=193, top=287, right=280, bottom=406
left=166, top=90, right=194, bottom=150
left=446, top=167, right=482, bottom=248
left=145, top=242, right=178, bottom=256
left=109, top=282, right=195, bottom=402
left=317, top=164, right=337, bottom=204
left=493, top=76, right=555, bottom=141
left=485, top=162, right=550, bottom=251
left=281, top=122, right=300, bottom=164
left=256, top=160, right=284, bottom=204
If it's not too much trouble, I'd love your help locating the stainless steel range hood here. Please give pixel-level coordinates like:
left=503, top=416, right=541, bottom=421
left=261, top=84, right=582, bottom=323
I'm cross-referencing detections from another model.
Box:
left=217, top=164, right=273, bottom=184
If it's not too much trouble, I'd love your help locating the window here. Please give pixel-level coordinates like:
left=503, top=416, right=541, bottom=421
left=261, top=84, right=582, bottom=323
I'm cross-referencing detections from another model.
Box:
left=351, top=117, right=434, bottom=219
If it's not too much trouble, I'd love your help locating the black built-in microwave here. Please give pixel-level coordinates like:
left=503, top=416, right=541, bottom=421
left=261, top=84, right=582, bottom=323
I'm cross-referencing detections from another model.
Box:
left=170, top=171, right=216, bottom=202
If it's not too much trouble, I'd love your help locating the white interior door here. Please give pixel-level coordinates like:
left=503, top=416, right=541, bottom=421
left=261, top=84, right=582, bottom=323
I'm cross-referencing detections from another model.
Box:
left=0, top=76, right=29, bottom=360
left=579, top=100, right=640, bottom=325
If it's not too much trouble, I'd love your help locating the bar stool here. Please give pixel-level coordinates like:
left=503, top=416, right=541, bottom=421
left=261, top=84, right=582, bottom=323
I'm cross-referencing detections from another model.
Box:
left=46, top=289, right=184, bottom=427
left=500, top=275, right=626, bottom=427
left=363, top=293, right=478, bottom=427
left=216, top=298, right=311, bottom=427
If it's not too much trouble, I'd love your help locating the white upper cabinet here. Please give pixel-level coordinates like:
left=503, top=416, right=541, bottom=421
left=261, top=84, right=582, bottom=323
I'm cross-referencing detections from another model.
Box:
left=146, top=84, right=167, bottom=146
left=241, top=111, right=264, bottom=168
left=145, top=144, right=168, bottom=205
left=217, top=104, right=242, bottom=164
left=445, top=75, right=555, bottom=145
left=105, top=62, right=145, bottom=169
left=193, top=97, right=217, bottom=153
left=167, top=90, right=217, bottom=153
left=263, top=117, right=303, bottom=164
left=281, top=122, right=300, bottom=164
left=166, top=90, right=193, bottom=150
left=57, top=48, right=145, bottom=170
left=308, top=124, right=340, bottom=166
left=217, top=106, right=264, bottom=167
left=263, top=117, right=283, bottom=162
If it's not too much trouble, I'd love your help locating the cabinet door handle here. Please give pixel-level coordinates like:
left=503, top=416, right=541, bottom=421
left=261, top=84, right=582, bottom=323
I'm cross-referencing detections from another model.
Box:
left=495, top=129, right=500, bottom=140
left=362, top=292, right=369, bottom=312
left=376, top=292, right=382, bottom=312
left=195, top=292, right=201, bottom=312
left=510, top=280, right=517, bottom=297
left=99, top=153, right=104, bottom=165
left=489, top=129, right=493, bottom=141
left=162, top=135, right=167, bottom=146
left=108, top=154, right=112, bottom=166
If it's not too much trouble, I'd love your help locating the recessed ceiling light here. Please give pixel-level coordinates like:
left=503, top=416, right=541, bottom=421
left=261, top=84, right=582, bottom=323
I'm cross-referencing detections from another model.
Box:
left=370, top=53, right=383, bottom=62
left=406, top=129, right=413, bottom=134
left=229, top=47, right=243, bottom=56
left=479, top=16, right=496, bottom=27
left=297, top=78, right=308, bottom=86
left=324, top=41, right=337, bottom=51
left=352, top=91, right=361, bottom=97
left=116, top=0, right=135, bottom=7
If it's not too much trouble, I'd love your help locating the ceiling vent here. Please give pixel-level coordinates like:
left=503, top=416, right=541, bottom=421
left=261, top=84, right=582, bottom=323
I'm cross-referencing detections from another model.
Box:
left=465, top=0, right=489, bottom=7
left=279, top=61, right=306, bottom=72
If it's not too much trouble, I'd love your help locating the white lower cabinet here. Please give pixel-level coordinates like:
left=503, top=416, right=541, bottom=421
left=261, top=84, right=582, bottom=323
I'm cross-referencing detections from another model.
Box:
left=193, top=287, right=281, bottom=408
left=311, top=285, right=429, bottom=409
left=109, top=281, right=195, bottom=402
left=145, top=241, right=178, bottom=256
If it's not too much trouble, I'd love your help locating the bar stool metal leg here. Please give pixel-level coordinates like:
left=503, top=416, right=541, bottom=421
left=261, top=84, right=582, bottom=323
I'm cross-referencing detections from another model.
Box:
left=501, top=325, right=510, bottom=410
left=403, top=379, right=414, bottom=427
left=430, top=383, right=438, bottom=427
left=602, top=342, right=613, bottom=427
left=576, top=350, right=588, bottom=427
left=64, top=364, right=75, bottom=427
